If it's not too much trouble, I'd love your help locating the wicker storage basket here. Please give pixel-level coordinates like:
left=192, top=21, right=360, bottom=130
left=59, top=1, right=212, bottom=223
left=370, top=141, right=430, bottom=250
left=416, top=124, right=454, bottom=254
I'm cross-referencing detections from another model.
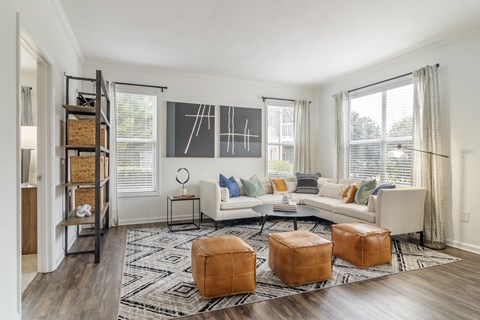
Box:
left=67, top=119, right=107, bottom=147
left=75, top=187, right=104, bottom=213
left=70, top=156, right=106, bottom=183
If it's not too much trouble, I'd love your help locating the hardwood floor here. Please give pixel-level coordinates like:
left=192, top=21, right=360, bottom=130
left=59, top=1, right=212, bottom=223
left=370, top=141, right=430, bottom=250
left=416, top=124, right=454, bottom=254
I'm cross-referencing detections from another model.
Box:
left=22, top=223, right=480, bottom=320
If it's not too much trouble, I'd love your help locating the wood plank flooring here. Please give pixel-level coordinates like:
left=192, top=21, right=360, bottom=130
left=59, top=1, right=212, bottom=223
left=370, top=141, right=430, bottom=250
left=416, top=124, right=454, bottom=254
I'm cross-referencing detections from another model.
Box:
left=22, top=223, right=480, bottom=320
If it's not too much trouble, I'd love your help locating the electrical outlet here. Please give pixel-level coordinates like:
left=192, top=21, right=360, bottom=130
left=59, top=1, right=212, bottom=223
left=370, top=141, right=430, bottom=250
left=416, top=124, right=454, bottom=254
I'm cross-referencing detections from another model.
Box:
left=461, top=211, right=470, bottom=222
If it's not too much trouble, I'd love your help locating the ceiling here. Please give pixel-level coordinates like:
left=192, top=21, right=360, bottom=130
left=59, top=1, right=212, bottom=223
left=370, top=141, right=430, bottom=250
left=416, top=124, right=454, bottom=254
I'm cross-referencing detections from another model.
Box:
left=60, top=0, right=480, bottom=86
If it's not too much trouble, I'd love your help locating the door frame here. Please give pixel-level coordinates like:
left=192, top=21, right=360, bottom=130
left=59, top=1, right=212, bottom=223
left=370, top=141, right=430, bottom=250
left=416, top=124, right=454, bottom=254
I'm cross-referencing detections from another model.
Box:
left=19, top=26, right=56, bottom=275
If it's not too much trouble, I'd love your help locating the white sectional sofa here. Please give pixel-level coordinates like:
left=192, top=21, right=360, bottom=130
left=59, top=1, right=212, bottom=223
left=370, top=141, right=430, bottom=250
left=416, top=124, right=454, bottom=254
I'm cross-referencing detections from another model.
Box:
left=199, top=177, right=427, bottom=236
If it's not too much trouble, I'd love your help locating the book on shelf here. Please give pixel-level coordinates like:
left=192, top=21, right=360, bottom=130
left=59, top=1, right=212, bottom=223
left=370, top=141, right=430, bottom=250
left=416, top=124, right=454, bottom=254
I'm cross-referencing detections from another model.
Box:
left=273, top=203, right=298, bottom=212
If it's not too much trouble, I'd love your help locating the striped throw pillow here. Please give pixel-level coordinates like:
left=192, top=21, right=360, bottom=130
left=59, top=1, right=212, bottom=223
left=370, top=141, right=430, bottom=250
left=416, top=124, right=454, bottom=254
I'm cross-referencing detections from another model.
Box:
left=295, top=172, right=321, bottom=194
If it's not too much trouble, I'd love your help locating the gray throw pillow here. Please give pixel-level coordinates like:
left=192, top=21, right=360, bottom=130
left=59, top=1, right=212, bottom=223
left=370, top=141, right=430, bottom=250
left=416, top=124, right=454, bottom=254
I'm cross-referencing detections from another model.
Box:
left=295, top=172, right=321, bottom=194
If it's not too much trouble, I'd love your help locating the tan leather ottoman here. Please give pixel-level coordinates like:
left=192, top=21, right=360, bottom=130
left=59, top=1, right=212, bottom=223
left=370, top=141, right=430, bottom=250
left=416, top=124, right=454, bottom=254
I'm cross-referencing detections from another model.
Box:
left=269, top=230, right=333, bottom=287
left=191, top=235, right=256, bottom=299
left=332, top=223, right=392, bottom=269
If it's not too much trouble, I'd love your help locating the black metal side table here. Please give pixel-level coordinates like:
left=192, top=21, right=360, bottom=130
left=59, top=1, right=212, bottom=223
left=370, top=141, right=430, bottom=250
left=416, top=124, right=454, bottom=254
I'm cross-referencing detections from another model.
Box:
left=167, top=195, right=201, bottom=232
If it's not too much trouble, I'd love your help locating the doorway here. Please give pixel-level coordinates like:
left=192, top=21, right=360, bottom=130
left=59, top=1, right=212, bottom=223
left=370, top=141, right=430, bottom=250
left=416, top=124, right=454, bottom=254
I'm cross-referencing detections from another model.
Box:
left=18, top=29, right=56, bottom=299
left=19, top=44, right=38, bottom=293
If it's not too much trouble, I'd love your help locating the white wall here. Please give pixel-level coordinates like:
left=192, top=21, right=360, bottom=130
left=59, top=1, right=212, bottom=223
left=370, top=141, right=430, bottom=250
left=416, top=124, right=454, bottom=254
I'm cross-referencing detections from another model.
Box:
left=0, top=0, right=19, bottom=317
left=313, top=26, right=480, bottom=253
left=17, top=0, right=82, bottom=267
left=82, top=60, right=314, bottom=225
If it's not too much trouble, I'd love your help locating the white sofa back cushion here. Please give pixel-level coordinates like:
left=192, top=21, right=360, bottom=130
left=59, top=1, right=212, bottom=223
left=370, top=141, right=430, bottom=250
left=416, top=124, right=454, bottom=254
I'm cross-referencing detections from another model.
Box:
left=318, top=183, right=345, bottom=199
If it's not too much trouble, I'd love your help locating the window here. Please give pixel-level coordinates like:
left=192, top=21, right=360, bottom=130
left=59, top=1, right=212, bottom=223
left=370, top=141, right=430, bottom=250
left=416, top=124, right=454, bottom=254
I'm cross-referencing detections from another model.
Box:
left=116, top=90, right=157, bottom=194
left=267, top=101, right=295, bottom=177
left=348, top=76, right=413, bottom=184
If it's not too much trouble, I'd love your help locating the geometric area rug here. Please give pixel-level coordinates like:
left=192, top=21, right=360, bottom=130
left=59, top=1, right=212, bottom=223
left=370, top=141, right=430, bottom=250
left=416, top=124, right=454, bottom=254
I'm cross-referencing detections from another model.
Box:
left=117, top=218, right=460, bottom=319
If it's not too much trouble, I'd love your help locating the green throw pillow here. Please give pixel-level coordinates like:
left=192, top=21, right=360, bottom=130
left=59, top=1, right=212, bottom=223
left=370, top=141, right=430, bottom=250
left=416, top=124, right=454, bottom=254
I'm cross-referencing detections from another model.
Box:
left=240, top=176, right=266, bottom=197
left=354, top=179, right=377, bottom=205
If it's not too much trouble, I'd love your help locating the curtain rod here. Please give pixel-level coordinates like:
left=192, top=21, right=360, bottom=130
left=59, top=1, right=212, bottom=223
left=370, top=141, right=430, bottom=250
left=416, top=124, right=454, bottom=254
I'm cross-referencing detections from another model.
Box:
left=262, top=96, right=311, bottom=104
left=115, top=81, right=168, bottom=92
left=348, top=63, right=440, bottom=94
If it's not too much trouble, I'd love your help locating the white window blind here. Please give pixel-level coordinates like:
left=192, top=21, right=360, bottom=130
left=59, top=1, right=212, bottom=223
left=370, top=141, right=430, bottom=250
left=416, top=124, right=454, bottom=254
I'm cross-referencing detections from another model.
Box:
left=116, top=91, right=157, bottom=194
left=267, top=101, right=295, bottom=177
left=348, top=76, right=413, bottom=184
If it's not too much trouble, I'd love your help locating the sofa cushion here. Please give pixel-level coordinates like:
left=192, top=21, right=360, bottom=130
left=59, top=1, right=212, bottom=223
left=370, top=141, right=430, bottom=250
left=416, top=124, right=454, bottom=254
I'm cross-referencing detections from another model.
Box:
left=354, top=179, right=376, bottom=205
left=220, top=174, right=240, bottom=198
left=257, top=194, right=300, bottom=205
left=220, top=196, right=263, bottom=210
left=220, top=187, right=230, bottom=202
left=303, top=196, right=343, bottom=211
left=296, top=172, right=322, bottom=194
left=318, top=183, right=344, bottom=199
left=332, top=203, right=376, bottom=223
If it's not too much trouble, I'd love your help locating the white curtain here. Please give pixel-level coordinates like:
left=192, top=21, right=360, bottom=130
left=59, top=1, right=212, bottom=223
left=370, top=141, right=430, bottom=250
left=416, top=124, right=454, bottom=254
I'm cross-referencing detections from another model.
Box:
left=333, top=92, right=349, bottom=179
left=293, top=100, right=311, bottom=173
left=412, top=65, right=446, bottom=249
left=107, top=81, right=119, bottom=226
left=21, top=86, right=34, bottom=183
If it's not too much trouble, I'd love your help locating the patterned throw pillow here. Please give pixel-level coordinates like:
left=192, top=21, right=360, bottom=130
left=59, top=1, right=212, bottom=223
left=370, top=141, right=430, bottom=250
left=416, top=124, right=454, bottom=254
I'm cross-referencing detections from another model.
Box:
left=219, top=174, right=240, bottom=198
left=271, top=179, right=288, bottom=194
left=354, top=179, right=377, bottom=205
left=341, top=183, right=358, bottom=203
left=295, top=172, right=321, bottom=194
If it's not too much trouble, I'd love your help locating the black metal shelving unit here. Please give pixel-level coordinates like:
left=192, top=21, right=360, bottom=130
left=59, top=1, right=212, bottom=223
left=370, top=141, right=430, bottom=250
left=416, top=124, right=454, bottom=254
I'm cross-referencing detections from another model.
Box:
left=60, top=70, right=111, bottom=263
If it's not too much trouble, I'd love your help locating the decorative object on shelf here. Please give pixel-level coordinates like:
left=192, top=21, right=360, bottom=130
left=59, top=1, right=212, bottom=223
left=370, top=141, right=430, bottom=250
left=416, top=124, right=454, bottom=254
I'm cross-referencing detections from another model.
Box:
left=166, top=101, right=215, bottom=157
left=176, top=167, right=190, bottom=196
left=21, top=126, right=37, bottom=185
left=75, top=204, right=92, bottom=218
left=388, top=143, right=449, bottom=249
left=282, top=193, right=293, bottom=204
left=220, top=106, right=261, bottom=157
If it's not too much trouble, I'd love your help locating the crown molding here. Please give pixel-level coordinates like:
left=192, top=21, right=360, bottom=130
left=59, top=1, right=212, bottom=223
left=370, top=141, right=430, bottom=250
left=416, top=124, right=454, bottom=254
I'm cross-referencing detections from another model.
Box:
left=49, top=0, right=83, bottom=61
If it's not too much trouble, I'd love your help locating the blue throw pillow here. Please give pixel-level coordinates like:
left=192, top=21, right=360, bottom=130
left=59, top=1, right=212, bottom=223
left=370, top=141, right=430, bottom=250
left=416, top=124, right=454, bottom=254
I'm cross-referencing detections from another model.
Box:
left=219, top=174, right=240, bottom=198
left=372, top=183, right=396, bottom=195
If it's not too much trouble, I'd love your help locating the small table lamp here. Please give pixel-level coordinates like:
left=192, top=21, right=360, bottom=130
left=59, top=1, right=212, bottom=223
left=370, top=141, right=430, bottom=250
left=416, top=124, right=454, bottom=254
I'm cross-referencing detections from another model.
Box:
left=21, top=126, right=37, bottom=185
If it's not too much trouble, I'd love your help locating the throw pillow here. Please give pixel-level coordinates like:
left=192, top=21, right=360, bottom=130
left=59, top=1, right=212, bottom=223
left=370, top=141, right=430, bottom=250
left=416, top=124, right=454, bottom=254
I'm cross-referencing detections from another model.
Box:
left=295, top=172, right=321, bottom=194
left=219, top=174, right=240, bottom=198
left=367, top=195, right=377, bottom=212
left=220, top=187, right=230, bottom=202
left=240, top=175, right=266, bottom=197
left=372, top=183, right=396, bottom=195
left=341, top=183, right=358, bottom=203
left=286, top=182, right=297, bottom=193
left=354, top=179, right=377, bottom=205
left=318, top=183, right=345, bottom=199
left=271, top=179, right=288, bottom=194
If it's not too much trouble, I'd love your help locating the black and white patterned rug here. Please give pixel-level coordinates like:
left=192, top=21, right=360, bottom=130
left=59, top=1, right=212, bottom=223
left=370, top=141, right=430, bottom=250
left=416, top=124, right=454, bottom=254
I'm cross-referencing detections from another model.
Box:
left=118, top=218, right=460, bottom=320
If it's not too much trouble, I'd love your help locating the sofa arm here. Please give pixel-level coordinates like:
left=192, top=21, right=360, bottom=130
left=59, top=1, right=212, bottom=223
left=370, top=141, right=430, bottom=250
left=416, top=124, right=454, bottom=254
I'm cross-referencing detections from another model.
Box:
left=376, top=187, right=427, bottom=235
left=199, top=179, right=221, bottom=220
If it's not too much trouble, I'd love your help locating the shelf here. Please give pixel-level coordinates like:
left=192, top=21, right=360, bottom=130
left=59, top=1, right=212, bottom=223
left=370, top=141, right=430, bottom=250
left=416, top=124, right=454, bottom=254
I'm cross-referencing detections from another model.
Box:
left=60, top=202, right=109, bottom=226
left=65, top=145, right=110, bottom=153
left=62, top=104, right=110, bottom=127
left=62, top=177, right=110, bottom=188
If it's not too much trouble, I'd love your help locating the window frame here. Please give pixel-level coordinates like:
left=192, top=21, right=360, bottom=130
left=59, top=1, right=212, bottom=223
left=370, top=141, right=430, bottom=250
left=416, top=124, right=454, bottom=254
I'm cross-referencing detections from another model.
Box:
left=265, top=100, right=296, bottom=178
left=347, top=76, right=413, bottom=185
left=116, top=86, right=160, bottom=198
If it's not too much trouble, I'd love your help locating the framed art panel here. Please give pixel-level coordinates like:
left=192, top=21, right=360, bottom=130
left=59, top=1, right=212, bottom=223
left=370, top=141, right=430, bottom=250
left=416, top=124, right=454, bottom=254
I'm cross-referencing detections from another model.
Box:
left=220, top=106, right=262, bottom=157
left=167, top=101, right=215, bottom=157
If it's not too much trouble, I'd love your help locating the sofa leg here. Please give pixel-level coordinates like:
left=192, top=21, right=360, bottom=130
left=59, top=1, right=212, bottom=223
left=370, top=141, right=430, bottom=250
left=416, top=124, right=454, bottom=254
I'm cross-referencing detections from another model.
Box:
left=215, top=221, right=218, bottom=230
left=200, top=212, right=203, bottom=222
left=419, top=231, right=424, bottom=246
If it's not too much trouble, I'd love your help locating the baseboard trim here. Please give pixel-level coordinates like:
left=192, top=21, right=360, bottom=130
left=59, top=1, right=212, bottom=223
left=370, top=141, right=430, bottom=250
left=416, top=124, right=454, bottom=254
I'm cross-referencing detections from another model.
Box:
left=118, top=215, right=195, bottom=226
left=445, top=239, right=480, bottom=254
